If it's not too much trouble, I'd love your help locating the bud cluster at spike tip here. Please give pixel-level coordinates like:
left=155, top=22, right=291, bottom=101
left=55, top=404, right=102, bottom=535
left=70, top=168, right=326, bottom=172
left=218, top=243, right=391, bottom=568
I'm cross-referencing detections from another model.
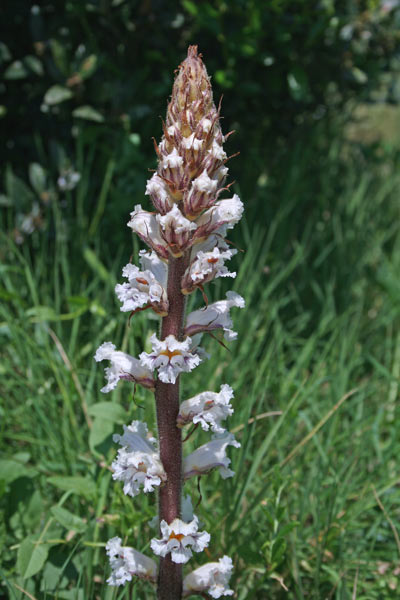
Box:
left=95, top=46, right=244, bottom=599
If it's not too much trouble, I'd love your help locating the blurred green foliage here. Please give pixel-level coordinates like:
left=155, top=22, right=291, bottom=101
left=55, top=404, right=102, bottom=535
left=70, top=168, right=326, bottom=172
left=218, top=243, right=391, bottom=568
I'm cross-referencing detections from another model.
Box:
left=1, top=0, right=400, bottom=237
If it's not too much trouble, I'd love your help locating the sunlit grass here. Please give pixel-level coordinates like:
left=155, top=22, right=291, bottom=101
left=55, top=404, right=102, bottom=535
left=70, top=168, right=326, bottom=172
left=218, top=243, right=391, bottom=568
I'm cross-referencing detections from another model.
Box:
left=1, top=138, right=400, bottom=599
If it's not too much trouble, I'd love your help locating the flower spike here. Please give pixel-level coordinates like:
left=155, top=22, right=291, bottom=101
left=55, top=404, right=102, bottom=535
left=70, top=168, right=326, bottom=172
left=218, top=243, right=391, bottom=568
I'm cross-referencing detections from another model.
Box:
left=98, top=46, right=244, bottom=599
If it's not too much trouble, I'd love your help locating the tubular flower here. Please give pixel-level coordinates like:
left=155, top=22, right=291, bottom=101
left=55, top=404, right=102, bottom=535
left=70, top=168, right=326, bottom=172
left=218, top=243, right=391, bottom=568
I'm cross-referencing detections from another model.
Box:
left=106, top=537, right=157, bottom=586
left=184, top=433, right=240, bottom=480
left=127, top=205, right=169, bottom=259
left=177, top=384, right=234, bottom=434
left=94, top=342, right=154, bottom=392
left=157, top=204, right=197, bottom=257
left=183, top=556, right=234, bottom=598
left=150, top=516, right=210, bottom=564
left=115, top=252, right=168, bottom=316
left=185, top=291, right=245, bottom=340
left=181, top=247, right=237, bottom=295
left=139, top=334, right=201, bottom=384
left=184, top=168, right=219, bottom=218
left=145, top=173, right=173, bottom=215
left=111, top=421, right=166, bottom=497
left=193, top=194, right=244, bottom=242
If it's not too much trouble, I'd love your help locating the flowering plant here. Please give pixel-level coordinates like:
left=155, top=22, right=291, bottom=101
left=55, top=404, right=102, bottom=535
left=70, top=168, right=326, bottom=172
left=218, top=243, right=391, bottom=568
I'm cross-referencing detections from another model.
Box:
left=96, top=46, right=244, bottom=599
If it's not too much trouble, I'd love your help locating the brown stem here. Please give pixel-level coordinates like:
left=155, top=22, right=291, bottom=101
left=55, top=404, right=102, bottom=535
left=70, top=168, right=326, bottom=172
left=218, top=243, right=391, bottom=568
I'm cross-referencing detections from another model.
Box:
left=155, top=254, right=189, bottom=600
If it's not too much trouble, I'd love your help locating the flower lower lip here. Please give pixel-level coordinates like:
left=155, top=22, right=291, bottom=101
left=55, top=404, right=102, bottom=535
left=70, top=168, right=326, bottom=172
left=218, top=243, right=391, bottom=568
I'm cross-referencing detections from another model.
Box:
left=160, top=349, right=182, bottom=360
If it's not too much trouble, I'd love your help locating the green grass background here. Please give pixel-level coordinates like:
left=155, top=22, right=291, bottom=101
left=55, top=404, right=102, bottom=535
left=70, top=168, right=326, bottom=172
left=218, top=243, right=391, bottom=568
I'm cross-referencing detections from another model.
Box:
left=1, top=120, right=400, bottom=599
left=1, top=1, right=400, bottom=596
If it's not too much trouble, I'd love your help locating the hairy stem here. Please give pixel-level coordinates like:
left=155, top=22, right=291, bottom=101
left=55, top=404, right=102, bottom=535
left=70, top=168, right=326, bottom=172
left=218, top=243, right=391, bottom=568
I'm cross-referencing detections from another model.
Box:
left=155, top=254, right=189, bottom=600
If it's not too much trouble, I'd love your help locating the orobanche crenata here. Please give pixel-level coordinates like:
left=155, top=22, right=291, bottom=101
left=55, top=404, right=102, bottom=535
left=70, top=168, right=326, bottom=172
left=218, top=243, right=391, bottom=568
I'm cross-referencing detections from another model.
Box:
left=95, top=46, right=244, bottom=600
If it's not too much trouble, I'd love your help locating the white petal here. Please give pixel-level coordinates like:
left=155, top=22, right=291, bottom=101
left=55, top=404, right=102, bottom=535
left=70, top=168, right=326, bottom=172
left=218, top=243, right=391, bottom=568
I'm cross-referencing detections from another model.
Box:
left=106, top=537, right=157, bottom=586
left=157, top=204, right=197, bottom=234
left=183, top=556, right=234, bottom=598
left=162, top=147, right=183, bottom=168
left=184, top=433, right=240, bottom=480
left=178, top=384, right=234, bottom=433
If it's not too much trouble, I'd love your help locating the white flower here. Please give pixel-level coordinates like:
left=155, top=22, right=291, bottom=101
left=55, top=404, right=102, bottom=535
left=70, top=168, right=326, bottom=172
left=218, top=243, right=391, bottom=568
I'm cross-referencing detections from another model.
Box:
left=191, top=169, right=218, bottom=194
left=106, top=536, right=157, bottom=586
left=57, top=169, right=81, bottom=191
left=177, top=384, right=234, bottom=434
left=196, top=195, right=244, bottom=238
left=162, top=147, right=184, bottom=168
left=112, top=420, right=166, bottom=497
left=181, top=247, right=236, bottom=294
left=127, top=204, right=168, bottom=258
left=184, top=168, right=220, bottom=218
left=184, top=433, right=240, bottom=480
left=199, top=117, right=213, bottom=133
left=94, top=342, right=154, bottom=392
left=145, top=173, right=172, bottom=214
left=150, top=516, right=210, bottom=564
left=167, top=124, right=177, bottom=135
left=185, top=291, right=245, bottom=341
left=183, top=556, right=234, bottom=598
left=182, top=133, right=204, bottom=151
left=139, top=334, right=201, bottom=384
left=208, top=140, right=227, bottom=161
left=115, top=252, right=168, bottom=315
left=157, top=204, right=197, bottom=257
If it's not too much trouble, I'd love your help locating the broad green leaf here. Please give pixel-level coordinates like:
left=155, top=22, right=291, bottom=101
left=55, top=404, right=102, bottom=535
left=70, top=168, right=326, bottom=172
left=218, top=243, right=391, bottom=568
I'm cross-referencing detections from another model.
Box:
left=67, top=295, right=90, bottom=307
left=29, top=163, right=47, bottom=195
left=182, top=0, right=198, bottom=15
left=44, top=85, right=73, bottom=105
left=23, top=55, right=43, bottom=76
left=350, top=67, right=368, bottom=85
left=17, top=536, right=49, bottom=579
left=89, top=417, right=114, bottom=453
left=26, top=306, right=58, bottom=322
left=50, top=38, right=69, bottom=75
left=47, top=476, right=96, bottom=499
left=23, top=490, right=44, bottom=529
left=26, top=305, right=87, bottom=322
left=50, top=506, right=87, bottom=533
left=73, top=105, right=104, bottom=122
left=0, top=41, right=11, bottom=63
left=0, top=194, right=11, bottom=206
left=57, top=589, right=85, bottom=600
left=4, top=60, right=29, bottom=79
left=0, top=105, right=6, bottom=118
left=88, top=401, right=126, bottom=423
left=0, top=459, right=36, bottom=483
left=5, top=165, right=35, bottom=210
left=78, top=54, right=98, bottom=80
